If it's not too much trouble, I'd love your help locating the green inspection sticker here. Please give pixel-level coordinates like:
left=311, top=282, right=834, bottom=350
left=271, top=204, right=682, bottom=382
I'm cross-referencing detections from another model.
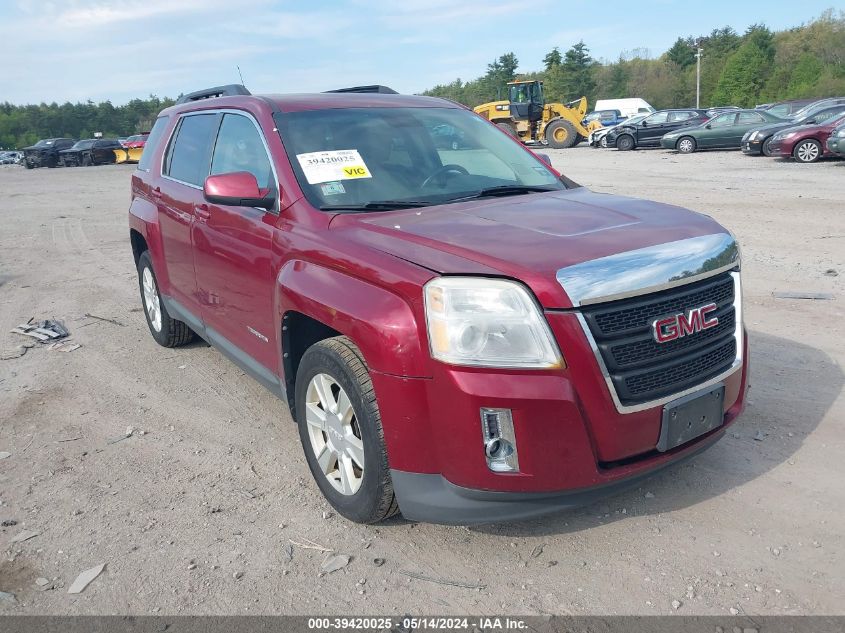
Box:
left=320, top=181, right=346, bottom=196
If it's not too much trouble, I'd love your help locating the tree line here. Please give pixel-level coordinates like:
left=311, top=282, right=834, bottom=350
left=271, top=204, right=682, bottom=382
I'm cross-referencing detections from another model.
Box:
left=0, top=96, right=175, bottom=150
left=1, top=10, right=842, bottom=149
left=423, top=10, right=845, bottom=110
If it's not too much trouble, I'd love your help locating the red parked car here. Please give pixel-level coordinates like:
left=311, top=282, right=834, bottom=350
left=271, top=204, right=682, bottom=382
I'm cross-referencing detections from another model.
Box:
left=128, top=84, right=748, bottom=524
left=122, top=133, right=150, bottom=149
left=767, top=113, right=845, bottom=163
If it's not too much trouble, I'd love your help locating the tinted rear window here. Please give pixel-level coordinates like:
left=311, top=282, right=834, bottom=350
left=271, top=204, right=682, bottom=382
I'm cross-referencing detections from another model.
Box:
left=165, top=114, right=218, bottom=186
left=138, top=116, right=170, bottom=172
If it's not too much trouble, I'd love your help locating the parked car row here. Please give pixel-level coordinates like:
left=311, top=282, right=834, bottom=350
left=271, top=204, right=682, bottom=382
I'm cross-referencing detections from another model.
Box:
left=15, top=134, right=149, bottom=168
left=594, top=97, right=845, bottom=164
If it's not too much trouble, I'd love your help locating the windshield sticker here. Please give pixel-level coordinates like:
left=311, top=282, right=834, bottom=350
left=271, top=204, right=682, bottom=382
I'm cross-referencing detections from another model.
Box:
left=296, top=150, right=372, bottom=184
left=320, top=181, right=346, bottom=196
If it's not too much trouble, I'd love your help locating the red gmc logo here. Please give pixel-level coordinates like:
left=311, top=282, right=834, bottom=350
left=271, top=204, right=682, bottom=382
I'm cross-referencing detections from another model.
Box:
left=652, top=303, right=719, bottom=343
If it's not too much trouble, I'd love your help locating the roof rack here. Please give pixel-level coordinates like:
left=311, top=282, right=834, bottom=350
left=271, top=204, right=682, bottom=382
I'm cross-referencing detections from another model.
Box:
left=324, top=85, right=398, bottom=94
left=176, top=84, right=251, bottom=104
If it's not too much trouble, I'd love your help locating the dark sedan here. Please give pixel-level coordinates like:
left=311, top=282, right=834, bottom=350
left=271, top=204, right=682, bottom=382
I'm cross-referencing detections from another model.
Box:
left=59, top=138, right=123, bottom=166
left=605, top=109, right=709, bottom=150
left=661, top=109, right=785, bottom=153
left=826, top=122, right=845, bottom=157
left=742, top=104, right=845, bottom=155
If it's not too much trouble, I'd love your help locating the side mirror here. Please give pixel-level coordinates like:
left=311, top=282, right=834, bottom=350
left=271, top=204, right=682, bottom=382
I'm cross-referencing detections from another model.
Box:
left=641, top=120, right=648, bottom=127
left=705, top=123, right=712, bottom=129
left=805, top=118, right=816, bottom=124
left=535, top=152, right=552, bottom=166
left=204, top=172, right=275, bottom=210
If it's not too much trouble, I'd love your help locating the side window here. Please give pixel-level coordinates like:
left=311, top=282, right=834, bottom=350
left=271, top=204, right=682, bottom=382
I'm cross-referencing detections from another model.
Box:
left=668, top=111, right=692, bottom=122
left=737, top=112, right=765, bottom=124
left=138, top=116, right=170, bottom=172
left=710, top=113, right=736, bottom=127
left=210, top=113, right=274, bottom=191
left=644, top=112, right=668, bottom=125
left=165, top=114, right=217, bottom=186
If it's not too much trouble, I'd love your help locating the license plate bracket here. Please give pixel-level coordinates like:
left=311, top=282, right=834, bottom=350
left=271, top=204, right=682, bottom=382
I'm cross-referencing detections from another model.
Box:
left=657, top=385, right=725, bottom=452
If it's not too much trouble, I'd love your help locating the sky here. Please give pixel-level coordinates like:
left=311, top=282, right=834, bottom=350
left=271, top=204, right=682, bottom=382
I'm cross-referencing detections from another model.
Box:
left=0, top=0, right=839, bottom=105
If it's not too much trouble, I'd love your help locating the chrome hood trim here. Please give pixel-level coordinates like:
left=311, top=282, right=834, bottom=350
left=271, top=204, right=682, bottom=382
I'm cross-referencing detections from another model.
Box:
left=556, top=233, right=739, bottom=307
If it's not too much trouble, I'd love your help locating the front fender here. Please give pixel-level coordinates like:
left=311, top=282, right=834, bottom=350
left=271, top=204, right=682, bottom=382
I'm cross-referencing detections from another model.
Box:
left=276, top=260, right=429, bottom=378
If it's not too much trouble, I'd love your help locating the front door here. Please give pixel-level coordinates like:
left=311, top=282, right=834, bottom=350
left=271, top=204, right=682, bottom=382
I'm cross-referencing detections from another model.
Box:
left=638, top=111, right=669, bottom=145
left=192, top=111, right=281, bottom=373
left=731, top=111, right=769, bottom=147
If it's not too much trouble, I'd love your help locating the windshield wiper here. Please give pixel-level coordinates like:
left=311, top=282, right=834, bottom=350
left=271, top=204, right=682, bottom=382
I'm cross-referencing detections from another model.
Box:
left=319, top=200, right=431, bottom=212
left=445, top=185, right=558, bottom=203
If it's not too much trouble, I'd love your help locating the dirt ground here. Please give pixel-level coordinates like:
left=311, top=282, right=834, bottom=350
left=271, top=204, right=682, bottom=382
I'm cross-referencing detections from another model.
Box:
left=0, top=147, right=843, bottom=616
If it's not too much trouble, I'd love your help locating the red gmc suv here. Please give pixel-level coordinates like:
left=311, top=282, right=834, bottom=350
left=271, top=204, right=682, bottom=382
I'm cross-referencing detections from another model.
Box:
left=128, top=84, right=748, bottom=525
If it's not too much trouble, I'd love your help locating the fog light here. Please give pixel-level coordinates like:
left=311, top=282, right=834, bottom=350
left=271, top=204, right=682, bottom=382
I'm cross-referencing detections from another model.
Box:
left=480, top=408, right=519, bottom=472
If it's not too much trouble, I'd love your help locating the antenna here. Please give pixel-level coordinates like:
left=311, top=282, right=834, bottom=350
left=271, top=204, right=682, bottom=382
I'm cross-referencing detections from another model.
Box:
left=237, top=65, right=246, bottom=88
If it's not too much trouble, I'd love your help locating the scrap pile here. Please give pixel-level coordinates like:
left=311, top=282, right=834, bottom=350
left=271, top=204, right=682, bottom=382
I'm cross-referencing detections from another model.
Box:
left=6, top=318, right=81, bottom=355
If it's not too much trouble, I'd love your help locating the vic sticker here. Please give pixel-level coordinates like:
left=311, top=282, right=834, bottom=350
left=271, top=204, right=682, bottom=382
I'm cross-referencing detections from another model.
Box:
left=296, top=150, right=372, bottom=185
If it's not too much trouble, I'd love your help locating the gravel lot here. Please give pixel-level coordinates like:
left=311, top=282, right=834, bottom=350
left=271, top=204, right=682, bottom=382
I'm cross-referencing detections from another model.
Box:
left=0, top=147, right=843, bottom=616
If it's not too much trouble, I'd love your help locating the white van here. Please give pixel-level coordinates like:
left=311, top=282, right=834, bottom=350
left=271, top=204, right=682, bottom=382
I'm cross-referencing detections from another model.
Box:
left=593, top=98, right=655, bottom=119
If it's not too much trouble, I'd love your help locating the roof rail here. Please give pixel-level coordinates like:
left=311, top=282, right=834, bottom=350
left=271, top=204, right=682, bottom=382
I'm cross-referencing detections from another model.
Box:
left=325, top=85, right=398, bottom=94
left=176, top=84, right=251, bottom=104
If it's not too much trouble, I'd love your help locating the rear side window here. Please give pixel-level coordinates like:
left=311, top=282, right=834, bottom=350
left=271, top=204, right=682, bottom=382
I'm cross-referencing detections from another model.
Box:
left=165, top=114, right=218, bottom=186
left=138, top=116, right=169, bottom=172
left=737, top=112, right=765, bottom=124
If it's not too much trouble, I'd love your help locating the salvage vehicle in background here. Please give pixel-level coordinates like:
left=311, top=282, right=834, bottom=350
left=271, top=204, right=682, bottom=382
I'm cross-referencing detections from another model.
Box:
left=605, top=109, right=709, bottom=150
left=757, top=99, right=817, bottom=118
left=60, top=138, right=124, bottom=166
left=661, top=109, right=785, bottom=153
left=473, top=80, right=601, bottom=148
left=589, top=113, right=648, bottom=147
left=0, top=151, right=23, bottom=165
left=825, top=121, right=845, bottom=157
left=767, top=113, right=845, bottom=163
left=128, top=83, right=748, bottom=525
left=22, top=138, right=76, bottom=168
left=583, top=109, right=626, bottom=128
left=115, top=133, right=150, bottom=163
left=741, top=104, right=845, bottom=156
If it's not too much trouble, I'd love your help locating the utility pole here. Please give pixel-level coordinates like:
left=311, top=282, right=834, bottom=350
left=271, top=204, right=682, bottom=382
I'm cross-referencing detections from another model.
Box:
left=695, top=42, right=703, bottom=108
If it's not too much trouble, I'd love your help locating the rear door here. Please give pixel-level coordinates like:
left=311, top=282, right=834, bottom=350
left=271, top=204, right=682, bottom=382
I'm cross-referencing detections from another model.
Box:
left=192, top=111, right=281, bottom=372
left=732, top=112, right=768, bottom=147
left=638, top=111, right=669, bottom=145
left=156, top=112, right=220, bottom=315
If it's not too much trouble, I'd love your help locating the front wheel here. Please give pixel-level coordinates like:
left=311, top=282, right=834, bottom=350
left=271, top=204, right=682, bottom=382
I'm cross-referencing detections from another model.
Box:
left=295, top=336, right=398, bottom=524
left=496, top=122, right=517, bottom=138
left=793, top=139, right=822, bottom=163
left=545, top=120, right=578, bottom=149
left=761, top=136, right=774, bottom=156
left=616, top=134, right=635, bottom=151
left=600, top=136, right=608, bottom=148
left=676, top=136, right=696, bottom=154
left=137, top=251, right=194, bottom=347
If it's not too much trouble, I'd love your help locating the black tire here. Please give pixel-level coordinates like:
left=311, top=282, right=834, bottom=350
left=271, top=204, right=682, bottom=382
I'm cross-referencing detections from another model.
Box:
left=82, top=154, right=92, bottom=166
left=545, top=119, right=577, bottom=149
left=761, top=136, right=774, bottom=157
left=24, top=161, right=34, bottom=169
left=676, top=136, right=696, bottom=154
left=136, top=251, right=194, bottom=347
left=616, top=134, right=635, bottom=151
left=295, top=336, right=398, bottom=524
left=496, top=122, right=517, bottom=138
left=793, top=139, right=822, bottom=163
left=600, top=136, right=608, bottom=148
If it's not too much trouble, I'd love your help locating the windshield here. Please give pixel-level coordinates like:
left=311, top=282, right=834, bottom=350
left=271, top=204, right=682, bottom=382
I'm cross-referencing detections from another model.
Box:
left=34, top=140, right=53, bottom=147
left=275, top=106, right=567, bottom=211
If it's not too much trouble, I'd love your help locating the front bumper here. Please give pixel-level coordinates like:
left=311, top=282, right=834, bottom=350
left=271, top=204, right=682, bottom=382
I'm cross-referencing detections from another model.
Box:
left=827, top=136, right=845, bottom=156
left=372, top=324, right=749, bottom=524
left=741, top=139, right=764, bottom=155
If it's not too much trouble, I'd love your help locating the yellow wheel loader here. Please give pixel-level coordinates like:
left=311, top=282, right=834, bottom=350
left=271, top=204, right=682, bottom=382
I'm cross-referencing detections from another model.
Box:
left=473, top=80, right=601, bottom=148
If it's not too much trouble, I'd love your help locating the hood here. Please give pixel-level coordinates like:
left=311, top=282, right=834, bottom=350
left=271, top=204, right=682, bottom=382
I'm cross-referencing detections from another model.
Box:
left=329, top=187, right=727, bottom=308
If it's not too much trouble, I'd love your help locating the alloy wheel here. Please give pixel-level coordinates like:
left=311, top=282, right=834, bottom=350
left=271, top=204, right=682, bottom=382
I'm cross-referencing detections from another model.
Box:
left=678, top=138, right=695, bottom=153
left=142, top=267, right=162, bottom=332
left=305, top=373, right=365, bottom=496
left=795, top=141, right=820, bottom=163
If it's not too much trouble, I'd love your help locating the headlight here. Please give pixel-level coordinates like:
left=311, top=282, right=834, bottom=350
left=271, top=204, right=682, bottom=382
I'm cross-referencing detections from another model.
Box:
left=748, top=131, right=760, bottom=140
left=424, top=277, right=563, bottom=368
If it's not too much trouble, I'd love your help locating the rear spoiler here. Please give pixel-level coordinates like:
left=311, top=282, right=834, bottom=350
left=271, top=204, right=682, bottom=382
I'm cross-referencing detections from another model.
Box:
left=176, top=84, right=251, bottom=104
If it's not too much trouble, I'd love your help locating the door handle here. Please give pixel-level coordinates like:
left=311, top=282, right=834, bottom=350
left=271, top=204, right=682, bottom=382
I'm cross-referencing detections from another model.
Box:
left=194, top=204, right=211, bottom=221
left=151, top=187, right=162, bottom=199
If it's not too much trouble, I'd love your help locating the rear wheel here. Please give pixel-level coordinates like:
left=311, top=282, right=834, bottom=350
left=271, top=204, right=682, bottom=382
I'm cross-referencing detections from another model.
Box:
left=616, top=134, right=635, bottom=151
left=295, top=336, right=398, bottom=524
left=496, top=122, right=517, bottom=138
left=137, top=251, right=194, bottom=347
left=793, top=139, right=821, bottom=163
left=545, top=120, right=578, bottom=149
left=676, top=136, right=696, bottom=154
left=761, top=136, right=774, bottom=156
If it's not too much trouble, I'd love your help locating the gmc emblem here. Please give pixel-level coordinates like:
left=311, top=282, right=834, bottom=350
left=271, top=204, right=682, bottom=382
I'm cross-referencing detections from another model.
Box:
left=652, top=303, right=719, bottom=343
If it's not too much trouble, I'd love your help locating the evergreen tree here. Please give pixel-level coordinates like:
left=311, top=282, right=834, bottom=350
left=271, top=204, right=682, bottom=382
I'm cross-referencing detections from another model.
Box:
left=561, top=41, right=596, bottom=100
left=543, top=47, right=563, bottom=70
